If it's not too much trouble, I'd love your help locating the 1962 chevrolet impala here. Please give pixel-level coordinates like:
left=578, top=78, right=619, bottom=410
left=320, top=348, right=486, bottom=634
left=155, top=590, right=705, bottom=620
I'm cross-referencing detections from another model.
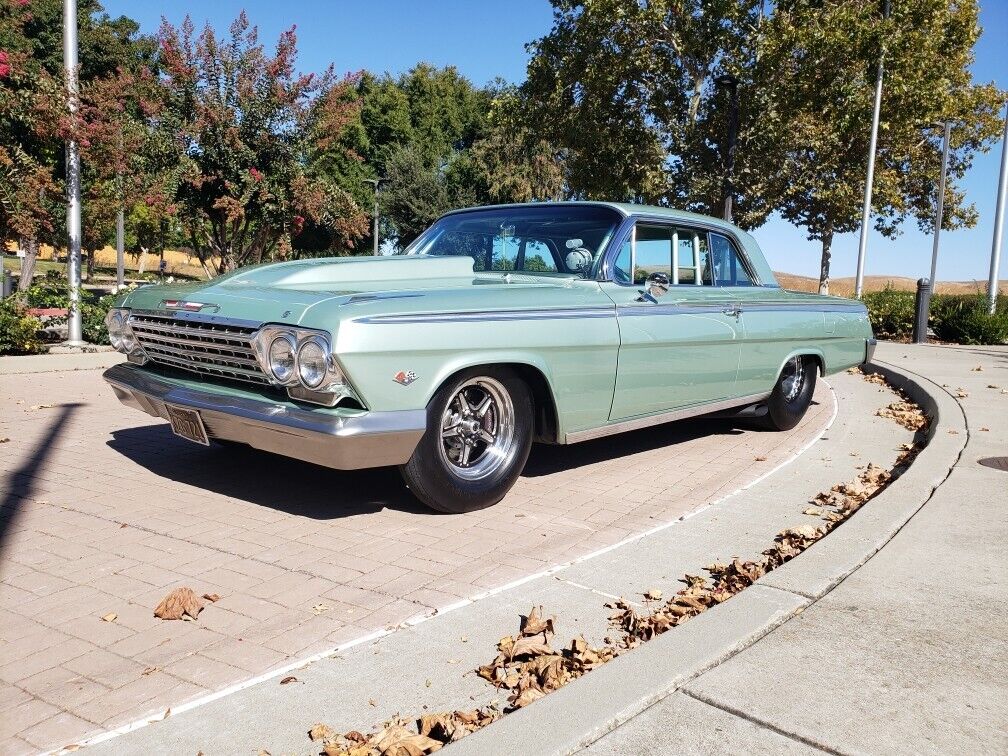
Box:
left=104, top=202, right=875, bottom=512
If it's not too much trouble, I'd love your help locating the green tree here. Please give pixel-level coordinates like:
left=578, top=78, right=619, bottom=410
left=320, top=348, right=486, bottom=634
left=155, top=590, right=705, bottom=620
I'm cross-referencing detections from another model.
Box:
left=764, top=0, right=1005, bottom=293
left=153, top=13, right=368, bottom=272
left=470, top=88, right=566, bottom=203
left=522, top=0, right=764, bottom=206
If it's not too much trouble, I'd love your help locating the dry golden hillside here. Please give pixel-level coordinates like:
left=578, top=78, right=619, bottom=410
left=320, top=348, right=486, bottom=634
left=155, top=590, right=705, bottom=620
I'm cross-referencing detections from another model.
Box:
left=775, top=272, right=1008, bottom=297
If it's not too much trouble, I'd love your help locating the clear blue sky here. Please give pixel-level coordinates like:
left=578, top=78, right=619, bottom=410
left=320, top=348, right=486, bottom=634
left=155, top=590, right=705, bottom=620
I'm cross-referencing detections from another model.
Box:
left=104, top=0, right=1008, bottom=283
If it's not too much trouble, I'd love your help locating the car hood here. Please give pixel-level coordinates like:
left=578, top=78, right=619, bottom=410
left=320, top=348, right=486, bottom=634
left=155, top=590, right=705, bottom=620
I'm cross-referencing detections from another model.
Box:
left=119, top=255, right=603, bottom=325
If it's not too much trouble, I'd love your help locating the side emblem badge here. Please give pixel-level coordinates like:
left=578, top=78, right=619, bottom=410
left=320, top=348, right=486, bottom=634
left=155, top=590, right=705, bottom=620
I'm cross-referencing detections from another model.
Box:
left=393, top=370, right=418, bottom=386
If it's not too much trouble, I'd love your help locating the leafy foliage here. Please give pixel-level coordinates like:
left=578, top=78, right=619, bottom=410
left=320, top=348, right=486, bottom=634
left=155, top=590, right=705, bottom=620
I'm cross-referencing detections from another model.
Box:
left=862, top=287, right=1008, bottom=344
left=0, top=296, right=45, bottom=354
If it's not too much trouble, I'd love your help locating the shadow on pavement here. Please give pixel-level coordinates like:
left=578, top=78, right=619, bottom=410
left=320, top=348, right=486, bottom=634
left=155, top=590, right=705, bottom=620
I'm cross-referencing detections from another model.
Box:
left=0, top=403, right=81, bottom=556
left=108, top=424, right=426, bottom=519
left=108, top=410, right=754, bottom=516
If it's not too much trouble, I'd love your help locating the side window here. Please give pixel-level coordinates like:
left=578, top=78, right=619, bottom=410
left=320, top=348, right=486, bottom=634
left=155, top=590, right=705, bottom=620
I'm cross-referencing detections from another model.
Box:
left=492, top=233, right=521, bottom=271
left=710, top=233, right=754, bottom=287
left=522, top=239, right=557, bottom=273
left=633, top=224, right=672, bottom=285
left=673, top=227, right=712, bottom=286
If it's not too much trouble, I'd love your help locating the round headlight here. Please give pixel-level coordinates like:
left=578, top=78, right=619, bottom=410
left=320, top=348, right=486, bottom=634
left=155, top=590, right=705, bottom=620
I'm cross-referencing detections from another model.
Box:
left=120, top=327, right=137, bottom=353
left=108, top=312, right=124, bottom=350
left=297, top=338, right=328, bottom=389
left=268, top=336, right=296, bottom=383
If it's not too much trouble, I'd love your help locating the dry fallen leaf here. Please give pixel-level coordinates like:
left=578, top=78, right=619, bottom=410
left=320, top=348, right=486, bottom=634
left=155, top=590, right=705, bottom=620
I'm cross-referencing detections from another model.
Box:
left=309, top=723, right=336, bottom=742
left=955, top=389, right=969, bottom=399
left=312, top=603, right=329, bottom=616
left=987, top=384, right=1000, bottom=389
left=202, top=593, right=221, bottom=603
left=101, top=613, right=117, bottom=623
left=280, top=676, right=299, bottom=685
left=142, top=666, right=158, bottom=676
left=971, top=364, right=983, bottom=371
left=802, top=508, right=823, bottom=516
left=643, top=588, right=662, bottom=601
left=0, top=438, right=9, bottom=444
left=368, top=698, right=377, bottom=707
left=980, top=427, right=990, bottom=432
left=31, top=403, right=55, bottom=410
left=876, top=401, right=928, bottom=431
left=754, top=455, right=767, bottom=462
left=153, top=587, right=204, bottom=621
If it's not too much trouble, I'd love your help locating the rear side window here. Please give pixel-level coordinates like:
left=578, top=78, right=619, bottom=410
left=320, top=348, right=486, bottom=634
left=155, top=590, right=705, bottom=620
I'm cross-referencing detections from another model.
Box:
left=633, top=224, right=671, bottom=284
left=710, top=233, right=754, bottom=287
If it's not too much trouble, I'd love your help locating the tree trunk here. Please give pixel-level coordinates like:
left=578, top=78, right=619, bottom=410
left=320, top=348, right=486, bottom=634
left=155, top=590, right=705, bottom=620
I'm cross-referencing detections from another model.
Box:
left=86, top=247, right=95, bottom=280
left=19, top=237, right=38, bottom=291
left=818, top=232, right=833, bottom=295
left=138, top=247, right=148, bottom=274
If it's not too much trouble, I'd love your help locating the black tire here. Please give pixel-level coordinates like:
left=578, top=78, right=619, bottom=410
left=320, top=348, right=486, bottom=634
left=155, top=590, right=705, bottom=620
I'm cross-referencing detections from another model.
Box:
left=400, top=367, right=534, bottom=513
left=760, top=355, right=817, bottom=431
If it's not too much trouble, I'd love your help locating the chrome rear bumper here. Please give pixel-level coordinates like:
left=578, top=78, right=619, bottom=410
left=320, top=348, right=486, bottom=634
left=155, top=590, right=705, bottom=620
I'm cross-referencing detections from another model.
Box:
left=864, top=337, right=878, bottom=365
left=103, top=363, right=425, bottom=470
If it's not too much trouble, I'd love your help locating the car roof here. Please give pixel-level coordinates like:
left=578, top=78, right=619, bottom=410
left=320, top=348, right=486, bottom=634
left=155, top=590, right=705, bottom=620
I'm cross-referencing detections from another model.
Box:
left=441, top=201, right=744, bottom=234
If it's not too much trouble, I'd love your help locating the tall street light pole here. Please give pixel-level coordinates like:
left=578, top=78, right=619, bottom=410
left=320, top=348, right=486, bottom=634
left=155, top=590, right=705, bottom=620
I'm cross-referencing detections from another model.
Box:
left=716, top=74, right=739, bottom=223
left=63, top=0, right=83, bottom=345
left=928, top=121, right=952, bottom=291
left=987, top=103, right=1008, bottom=315
left=364, top=178, right=382, bottom=255
left=854, top=0, right=891, bottom=299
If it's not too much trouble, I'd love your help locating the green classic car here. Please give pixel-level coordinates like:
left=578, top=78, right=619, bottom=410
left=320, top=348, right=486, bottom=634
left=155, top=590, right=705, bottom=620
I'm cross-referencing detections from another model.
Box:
left=104, top=202, right=875, bottom=512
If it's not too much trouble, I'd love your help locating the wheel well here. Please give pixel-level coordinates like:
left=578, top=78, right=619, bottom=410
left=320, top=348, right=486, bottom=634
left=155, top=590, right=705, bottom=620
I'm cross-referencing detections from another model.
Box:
left=804, top=353, right=825, bottom=377
left=437, top=363, right=559, bottom=444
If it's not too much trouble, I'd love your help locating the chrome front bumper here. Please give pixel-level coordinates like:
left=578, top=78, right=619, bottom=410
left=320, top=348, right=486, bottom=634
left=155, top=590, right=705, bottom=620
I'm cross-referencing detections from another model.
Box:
left=103, top=364, right=425, bottom=470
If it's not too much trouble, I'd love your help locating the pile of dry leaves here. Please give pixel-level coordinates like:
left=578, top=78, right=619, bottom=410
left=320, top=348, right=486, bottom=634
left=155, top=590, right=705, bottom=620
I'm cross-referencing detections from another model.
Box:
left=876, top=401, right=928, bottom=431
left=308, top=708, right=500, bottom=756
left=476, top=606, right=616, bottom=710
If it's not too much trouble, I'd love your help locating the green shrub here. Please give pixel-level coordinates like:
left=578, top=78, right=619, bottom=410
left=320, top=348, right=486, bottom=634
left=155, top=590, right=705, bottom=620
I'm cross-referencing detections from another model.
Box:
left=862, top=287, right=915, bottom=340
left=930, top=294, right=1008, bottom=345
left=22, top=270, right=71, bottom=309
left=82, top=293, right=115, bottom=344
left=0, top=298, right=46, bottom=355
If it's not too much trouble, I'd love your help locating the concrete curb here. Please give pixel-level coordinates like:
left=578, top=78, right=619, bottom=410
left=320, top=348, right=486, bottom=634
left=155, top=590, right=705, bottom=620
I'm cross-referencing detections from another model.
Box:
left=760, top=360, right=966, bottom=599
left=0, top=350, right=123, bottom=375
left=447, top=360, right=964, bottom=755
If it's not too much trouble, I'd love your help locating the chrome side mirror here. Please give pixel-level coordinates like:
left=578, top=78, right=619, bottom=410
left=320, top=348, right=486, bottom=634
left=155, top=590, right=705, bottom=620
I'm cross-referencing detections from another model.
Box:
left=638, top=271, right=669, bottom=303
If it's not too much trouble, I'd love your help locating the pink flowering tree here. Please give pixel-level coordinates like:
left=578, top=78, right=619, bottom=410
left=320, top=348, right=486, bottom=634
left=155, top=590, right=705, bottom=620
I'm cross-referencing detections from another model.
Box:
left=154, top=13, right=369, bottom=273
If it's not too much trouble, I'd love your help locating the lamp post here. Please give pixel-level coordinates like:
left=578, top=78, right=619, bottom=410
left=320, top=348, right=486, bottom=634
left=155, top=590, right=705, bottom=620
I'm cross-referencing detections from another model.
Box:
left=63, top=0, right=83, bottom=345
left=364, top=178, right=383, bottom=255
left=854, top=0, right=892, bottom=299
left=987, top=103, right=1008, bottom=315
left=715, top=74, right=739, bottom=223
left=928, top=121, right=952, bottom=291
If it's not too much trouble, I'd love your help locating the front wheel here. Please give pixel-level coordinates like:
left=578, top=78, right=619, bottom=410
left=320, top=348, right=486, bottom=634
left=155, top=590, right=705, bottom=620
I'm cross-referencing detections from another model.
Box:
left=400, top=368, right=533, bottom=513
left=760, top=355, right=817, bottom=431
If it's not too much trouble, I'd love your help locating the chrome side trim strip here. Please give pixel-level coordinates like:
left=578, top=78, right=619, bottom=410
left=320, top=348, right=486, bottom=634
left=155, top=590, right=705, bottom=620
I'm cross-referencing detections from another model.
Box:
left=355, top=307, right=616, bottom=324
left=565, top=392, right=771, bottom=444
left=614, top=302, right=866, bottom=316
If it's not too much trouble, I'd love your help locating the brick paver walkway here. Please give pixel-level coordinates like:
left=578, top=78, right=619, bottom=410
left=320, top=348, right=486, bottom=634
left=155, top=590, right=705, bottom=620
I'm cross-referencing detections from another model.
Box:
left=0, top=366, right=832, bottom=753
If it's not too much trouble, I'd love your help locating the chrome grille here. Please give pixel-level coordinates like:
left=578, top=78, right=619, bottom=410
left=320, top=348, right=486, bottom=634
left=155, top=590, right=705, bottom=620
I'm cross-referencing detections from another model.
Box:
left=129, top=313, right=269, bottom=386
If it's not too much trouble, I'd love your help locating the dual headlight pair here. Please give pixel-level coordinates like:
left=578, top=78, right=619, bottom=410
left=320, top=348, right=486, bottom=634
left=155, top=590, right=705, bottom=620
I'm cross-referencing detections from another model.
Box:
left=107, top=309, right=146, bottom=361
left=251, top=326, right=358, bottom=406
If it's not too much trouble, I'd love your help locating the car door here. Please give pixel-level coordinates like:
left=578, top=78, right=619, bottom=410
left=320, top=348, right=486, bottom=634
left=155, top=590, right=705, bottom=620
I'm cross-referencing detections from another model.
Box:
left=707, top=232, right=825, bottom=398
left=601, top=221, right=743, bottom=420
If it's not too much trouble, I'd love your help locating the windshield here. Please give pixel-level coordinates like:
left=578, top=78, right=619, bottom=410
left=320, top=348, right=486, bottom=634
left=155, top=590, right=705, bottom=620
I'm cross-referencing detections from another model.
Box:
left=400, top=204, right=623, bottom=278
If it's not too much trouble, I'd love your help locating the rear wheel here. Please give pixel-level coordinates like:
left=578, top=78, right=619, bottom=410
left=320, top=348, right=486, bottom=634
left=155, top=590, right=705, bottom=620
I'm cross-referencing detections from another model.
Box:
left=760, top=355, right=817, bottom=431
left=400, top=368, right=533, bottom=513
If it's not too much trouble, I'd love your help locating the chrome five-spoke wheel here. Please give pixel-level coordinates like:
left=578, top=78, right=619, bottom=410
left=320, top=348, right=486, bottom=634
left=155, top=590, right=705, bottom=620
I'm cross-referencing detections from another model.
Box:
left=401, top=368, right=534, bottom=513
left=780, top=356, right=806, bottom=402
left=761, top=355, right=817, bottom=432
left=438, top=377, right=517, bottom=480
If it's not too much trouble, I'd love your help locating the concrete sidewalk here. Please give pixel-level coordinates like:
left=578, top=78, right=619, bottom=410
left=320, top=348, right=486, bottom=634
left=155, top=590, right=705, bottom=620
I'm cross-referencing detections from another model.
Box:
left=579, top=342, right=1007, bottom=755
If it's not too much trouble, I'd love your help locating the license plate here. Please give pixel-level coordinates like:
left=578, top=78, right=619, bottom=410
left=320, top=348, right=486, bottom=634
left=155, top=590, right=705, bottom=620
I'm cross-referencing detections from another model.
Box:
left=166, top=405, right=209, bottom=446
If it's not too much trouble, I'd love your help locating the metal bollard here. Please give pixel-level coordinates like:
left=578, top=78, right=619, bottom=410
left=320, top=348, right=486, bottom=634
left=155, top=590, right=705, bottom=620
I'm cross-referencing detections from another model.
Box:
left=1, top=269, right=12, bottom=299
left=913, top=277, right=931, bottom=344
